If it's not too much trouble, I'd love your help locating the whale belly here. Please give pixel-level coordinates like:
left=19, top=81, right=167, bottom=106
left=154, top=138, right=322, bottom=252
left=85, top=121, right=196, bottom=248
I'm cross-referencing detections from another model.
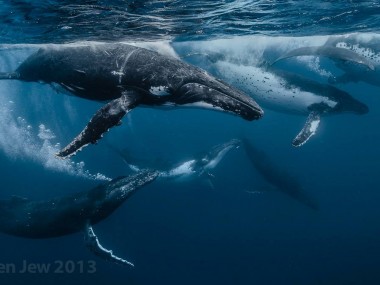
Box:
left=214, top=62, right=335, bottom=115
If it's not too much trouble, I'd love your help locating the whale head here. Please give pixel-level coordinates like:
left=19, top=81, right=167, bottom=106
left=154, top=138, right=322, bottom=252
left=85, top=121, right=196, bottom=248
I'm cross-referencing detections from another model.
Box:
left=343, top=99, right=369, bottom=115
left=326, top=87, right=369, bottom=115
left=173, top=75, right=264, bottom=121
left=103, top=170, right=159, bottom=203
left=193, top=139, right=241, bottom=172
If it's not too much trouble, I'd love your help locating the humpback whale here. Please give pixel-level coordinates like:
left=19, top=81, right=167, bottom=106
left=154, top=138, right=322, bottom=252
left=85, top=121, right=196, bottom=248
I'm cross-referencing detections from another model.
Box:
left=272, top=45, right=380, bottom=88
left=0, top=43, right=263, bottom=157
left=242, top=138, right=318, bottom=210
left=271, top=46, right=375, bottom=70
left=175, top=44, right=370, bottom=146
left=112, top=139, right=240, bottom=184
left=211, top=61, right=368, bottom=146
left=0, top=170, right=158, bottom=267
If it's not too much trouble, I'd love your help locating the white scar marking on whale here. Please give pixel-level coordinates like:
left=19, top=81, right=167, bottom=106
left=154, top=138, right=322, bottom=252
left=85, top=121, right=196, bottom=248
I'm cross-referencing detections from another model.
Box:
left=149, top=86, right=170, bottom=96
left=111, top=70, right=124, bottom=77
left=116, top=49, right=137, bottom=84
left=60, top=83, right=75, bottom=93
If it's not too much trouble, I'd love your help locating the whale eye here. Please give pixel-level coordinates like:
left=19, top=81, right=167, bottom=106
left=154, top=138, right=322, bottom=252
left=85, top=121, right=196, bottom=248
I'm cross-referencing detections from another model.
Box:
left=149, top=86, right=170, bottom=96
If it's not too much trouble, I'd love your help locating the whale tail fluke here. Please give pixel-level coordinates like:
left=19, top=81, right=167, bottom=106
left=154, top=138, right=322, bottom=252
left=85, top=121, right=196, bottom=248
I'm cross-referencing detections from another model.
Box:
left=84, top=223, right=134, bottom=267
left=0, top=72, right=19, bottom=80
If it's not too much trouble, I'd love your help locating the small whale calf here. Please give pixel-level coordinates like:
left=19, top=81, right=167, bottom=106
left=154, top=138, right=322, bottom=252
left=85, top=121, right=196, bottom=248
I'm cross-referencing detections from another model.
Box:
left=0, top=170, right=158, bottom=267
left=0, top=43, right=263, bottom=157
left=113, top=139, right=240, bottom=187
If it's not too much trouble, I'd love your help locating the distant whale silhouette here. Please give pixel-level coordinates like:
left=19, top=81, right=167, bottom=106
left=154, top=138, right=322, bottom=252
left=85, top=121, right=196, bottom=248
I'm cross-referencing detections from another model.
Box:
left=0, top=43, right=263, bottom=157
left=242, top=138, right=318, bottom=210
left=0, top=170, right=158, bottom=267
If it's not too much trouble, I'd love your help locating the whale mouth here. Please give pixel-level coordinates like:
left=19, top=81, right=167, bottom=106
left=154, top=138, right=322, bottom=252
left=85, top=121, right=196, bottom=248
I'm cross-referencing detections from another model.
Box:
left=175, top=82, right=264, bottom=120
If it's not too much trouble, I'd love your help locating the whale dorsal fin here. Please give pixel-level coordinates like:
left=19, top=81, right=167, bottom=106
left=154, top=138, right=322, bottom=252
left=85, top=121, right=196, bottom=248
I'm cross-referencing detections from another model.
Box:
left=292, top=111, right=321, bottom=147
left=57, top=90, right=141, bottom=158
left=84, top=223, right=134, bottom=267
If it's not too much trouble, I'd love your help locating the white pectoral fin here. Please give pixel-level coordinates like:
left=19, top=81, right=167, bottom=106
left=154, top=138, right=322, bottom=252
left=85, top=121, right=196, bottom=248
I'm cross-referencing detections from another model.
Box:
left=292, top=112, right=321, bottom=147
left=84, top=223, right=134, bottom=267
left=56, top=91, right=140, bottom=158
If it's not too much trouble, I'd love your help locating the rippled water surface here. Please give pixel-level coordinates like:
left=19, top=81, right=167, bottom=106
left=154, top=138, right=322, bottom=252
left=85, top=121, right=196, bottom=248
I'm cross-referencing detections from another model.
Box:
left=1, top=1, right=380, bottom=43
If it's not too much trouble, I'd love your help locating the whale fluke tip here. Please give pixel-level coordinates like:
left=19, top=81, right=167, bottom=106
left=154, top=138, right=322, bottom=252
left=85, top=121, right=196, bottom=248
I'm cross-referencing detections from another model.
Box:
left=84, top=224, right=135, bottom=267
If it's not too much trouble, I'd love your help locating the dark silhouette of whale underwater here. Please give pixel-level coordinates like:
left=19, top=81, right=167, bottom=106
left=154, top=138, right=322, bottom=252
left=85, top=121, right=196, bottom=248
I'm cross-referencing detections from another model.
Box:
left=0, top=170, right=158, bottom=267
left=0, top=43, right=263, bottom=157
left=242, top=138, right=318, bottom=210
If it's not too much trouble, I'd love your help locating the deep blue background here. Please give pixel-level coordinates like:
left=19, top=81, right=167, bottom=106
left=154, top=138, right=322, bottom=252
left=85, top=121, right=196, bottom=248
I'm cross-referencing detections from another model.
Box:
left=1, top=2, right=380, bottom=285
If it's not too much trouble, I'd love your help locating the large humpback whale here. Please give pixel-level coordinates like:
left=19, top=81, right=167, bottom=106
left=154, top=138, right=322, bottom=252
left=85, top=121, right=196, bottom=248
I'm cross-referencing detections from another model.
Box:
left=176, top=44, right=370, bottom=146
left=211, top=61, right=368, bottom=146
left=0, top=43, right=263, bottom=157
left=0, top=170, right=158, bottom=267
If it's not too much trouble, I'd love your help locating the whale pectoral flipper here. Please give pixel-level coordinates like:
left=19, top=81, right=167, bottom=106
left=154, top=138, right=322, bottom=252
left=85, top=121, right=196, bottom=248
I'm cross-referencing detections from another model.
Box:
left=57, top=91, right=140, bottom=158
left=84, top=223, right=134, bottom=267
left=292, top=111, right=321, bottom=147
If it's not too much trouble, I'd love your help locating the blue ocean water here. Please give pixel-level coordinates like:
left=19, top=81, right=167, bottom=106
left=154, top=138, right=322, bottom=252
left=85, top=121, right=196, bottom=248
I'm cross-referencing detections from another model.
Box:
left=0, top=1, right=380, bottom=285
